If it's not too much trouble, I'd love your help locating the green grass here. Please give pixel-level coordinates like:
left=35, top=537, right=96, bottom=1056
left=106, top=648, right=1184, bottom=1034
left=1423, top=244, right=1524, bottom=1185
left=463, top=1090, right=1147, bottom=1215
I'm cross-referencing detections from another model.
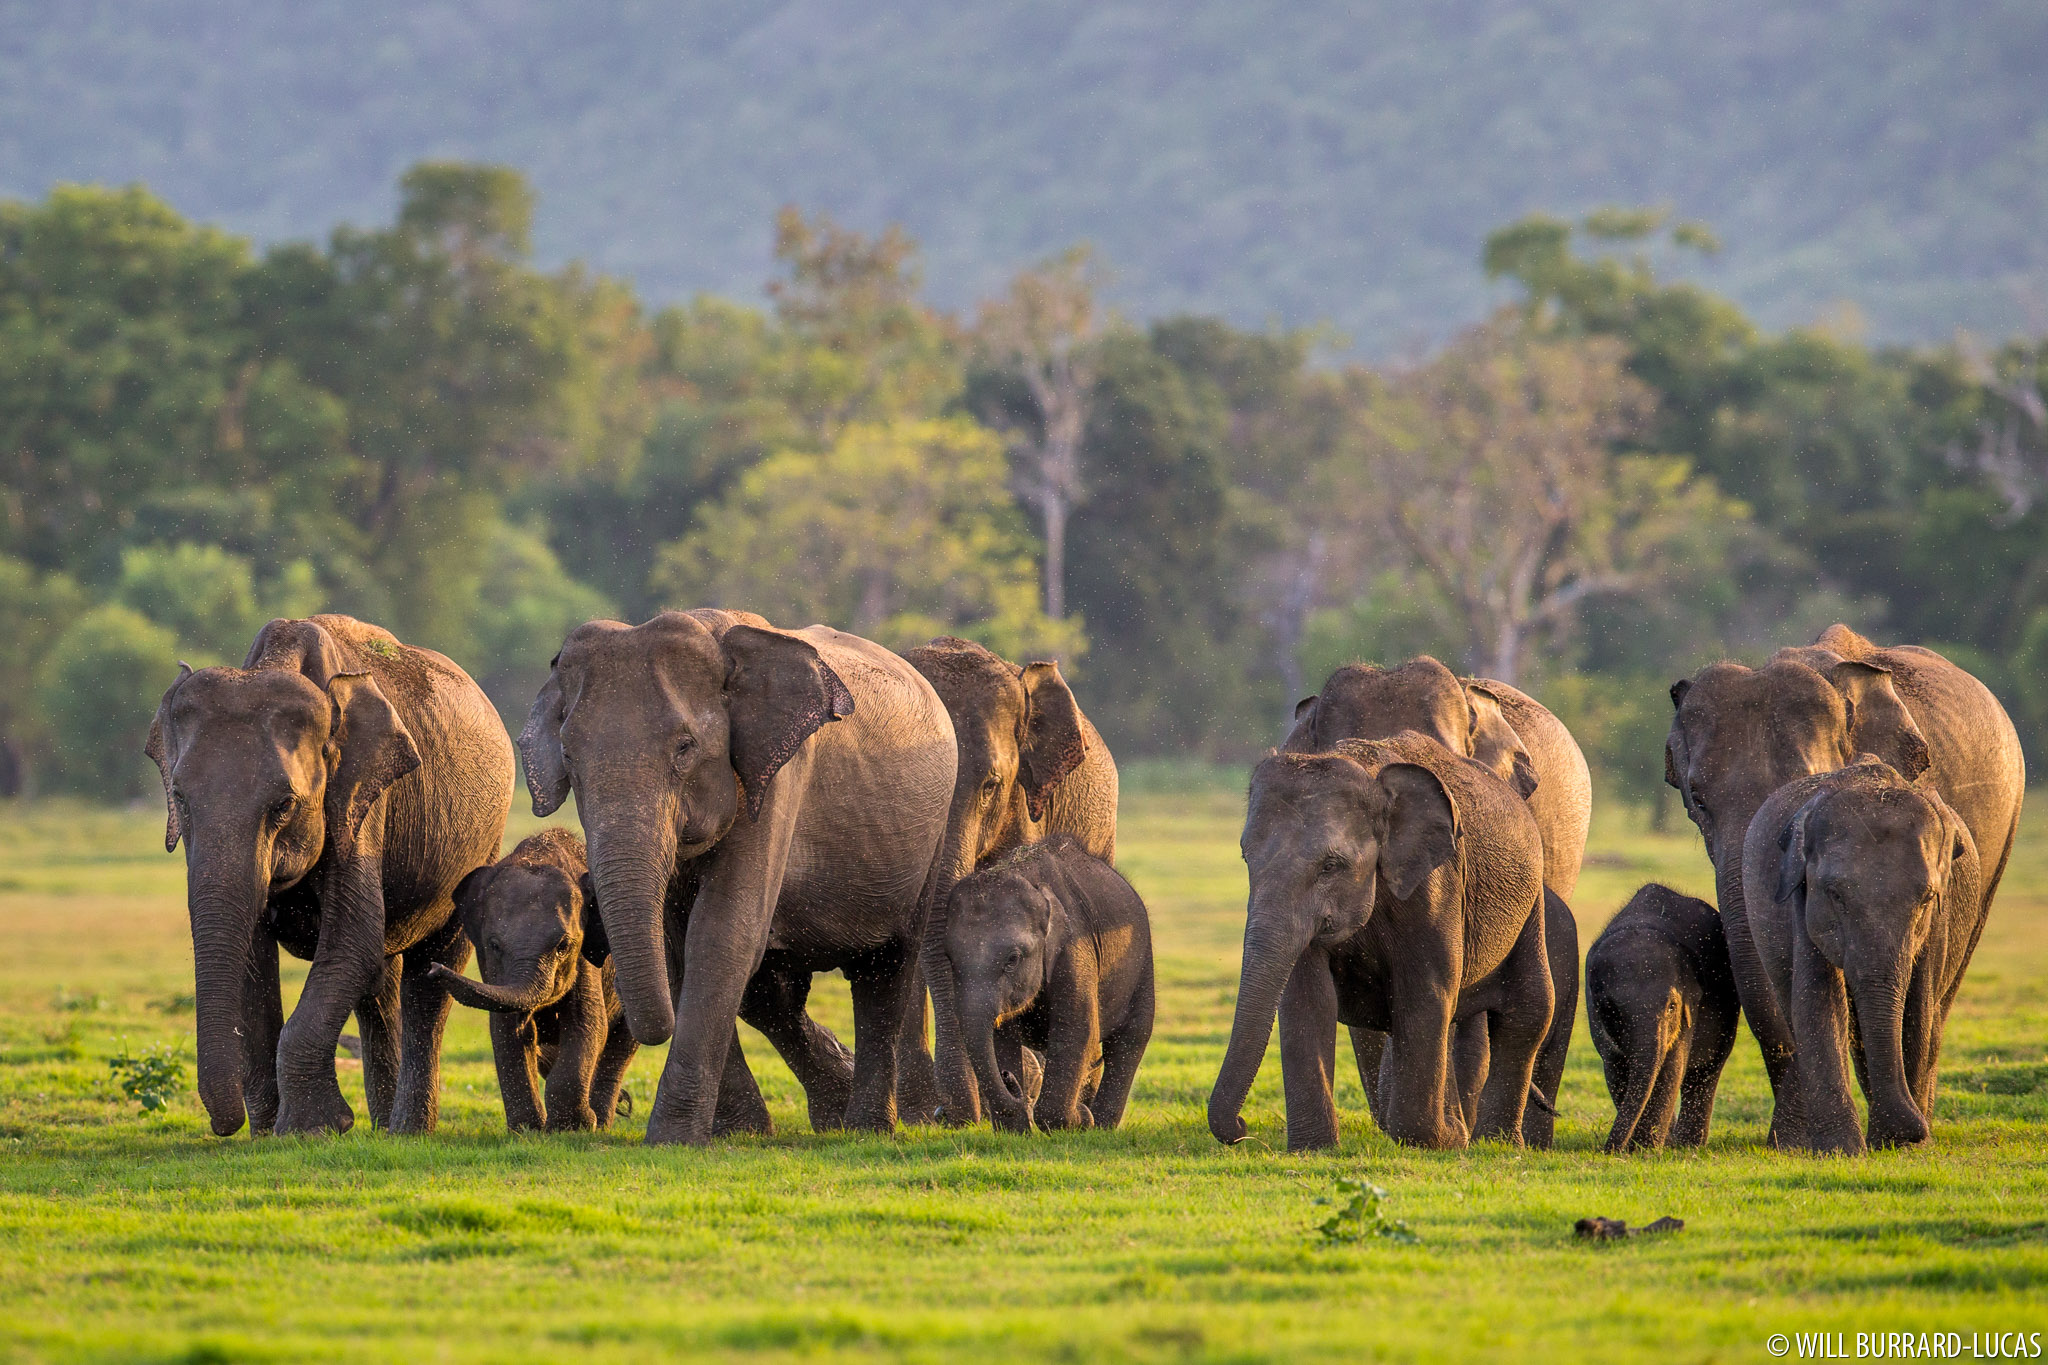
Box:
left=1, top=786, right=2044, bottom=1363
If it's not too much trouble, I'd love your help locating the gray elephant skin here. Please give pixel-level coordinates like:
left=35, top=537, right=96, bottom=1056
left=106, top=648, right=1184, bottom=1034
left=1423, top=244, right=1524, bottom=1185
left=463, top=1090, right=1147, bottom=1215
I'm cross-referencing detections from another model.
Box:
left=943, top=835, right=1153, bottom=1133
left=1740, top=758, right=1984, bottom=1154
left=429, top=829, right=637, bottom=1132
left=1666, top=624, right=2023, bottom=1147
left=1284, top=657, right=1588, bottom=1145
left=145, top=615, right=514, bottom=1136
left=1586, top=883, right=1740, bottom=1153
left=519, top=609, right=956, bottom=1145
left=1210, top=733, right=1554, bottom=1151
left=907, top=636, right=1119, bottom=1126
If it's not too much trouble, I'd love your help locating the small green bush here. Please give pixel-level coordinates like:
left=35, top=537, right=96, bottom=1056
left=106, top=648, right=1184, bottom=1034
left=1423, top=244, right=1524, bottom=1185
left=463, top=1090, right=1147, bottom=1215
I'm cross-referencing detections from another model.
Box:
left=107, top=1044, right=187, bottom=1114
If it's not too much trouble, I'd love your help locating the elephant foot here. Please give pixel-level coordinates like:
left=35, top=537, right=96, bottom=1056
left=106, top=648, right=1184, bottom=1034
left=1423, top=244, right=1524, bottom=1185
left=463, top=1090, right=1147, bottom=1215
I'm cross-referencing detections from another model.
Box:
left=840, top=1093, right=898, bottom=1134
left=894, top=1061, right=943, bottom=1127
left=545, top=1105, right=600, bottom=1134
left=275, top=1084, right=355, bottom=1136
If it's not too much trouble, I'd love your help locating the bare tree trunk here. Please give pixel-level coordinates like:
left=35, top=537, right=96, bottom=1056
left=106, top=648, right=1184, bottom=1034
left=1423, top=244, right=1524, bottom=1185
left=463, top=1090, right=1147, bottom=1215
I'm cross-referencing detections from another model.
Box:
left=1041, top=485, right=1068, bottom=621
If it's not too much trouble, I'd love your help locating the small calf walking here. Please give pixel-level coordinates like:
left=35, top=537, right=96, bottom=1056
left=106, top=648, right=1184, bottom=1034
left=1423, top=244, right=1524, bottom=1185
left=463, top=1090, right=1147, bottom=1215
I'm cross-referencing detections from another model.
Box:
left=429, top=829, right=636, bottom=1131
left=939, top=835, right=1154, bottom=1133
left=1586, top=883, right=1739, bottom=1153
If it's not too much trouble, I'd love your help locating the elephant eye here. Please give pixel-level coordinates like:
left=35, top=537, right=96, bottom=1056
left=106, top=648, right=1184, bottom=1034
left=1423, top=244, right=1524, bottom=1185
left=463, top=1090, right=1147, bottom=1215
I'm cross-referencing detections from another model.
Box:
left=675, top=735, right=696, bottom=760
left=268, top=796, right=296, bottom=827
left=1319, top=853, right=1350, bottom=876
left=1005, top=947, right=1023, bottom=968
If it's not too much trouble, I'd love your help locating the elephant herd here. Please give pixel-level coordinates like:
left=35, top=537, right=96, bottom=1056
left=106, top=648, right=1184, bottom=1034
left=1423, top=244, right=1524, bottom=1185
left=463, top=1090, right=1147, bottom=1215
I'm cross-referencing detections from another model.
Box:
left=143, top=612, right=2021, bottom=1157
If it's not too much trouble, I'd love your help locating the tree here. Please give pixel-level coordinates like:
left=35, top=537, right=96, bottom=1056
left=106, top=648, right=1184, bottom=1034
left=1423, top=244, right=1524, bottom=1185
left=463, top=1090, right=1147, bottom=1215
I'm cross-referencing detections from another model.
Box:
left=1348, top=317, right=1748, bottom=684
left=0, top=555, right=84, bottom=795
left=973, top=247, right=1103, bottom=621
left=651, top=418, right=1081, bottom=661
left=37, top=604, right=179, bottom=799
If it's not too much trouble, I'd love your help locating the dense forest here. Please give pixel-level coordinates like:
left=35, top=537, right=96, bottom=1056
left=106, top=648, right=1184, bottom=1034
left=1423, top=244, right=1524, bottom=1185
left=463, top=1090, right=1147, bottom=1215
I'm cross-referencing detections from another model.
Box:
left=3, top=166, right=2046, bottom=816
left=4, top=1, right=2045, bottom=348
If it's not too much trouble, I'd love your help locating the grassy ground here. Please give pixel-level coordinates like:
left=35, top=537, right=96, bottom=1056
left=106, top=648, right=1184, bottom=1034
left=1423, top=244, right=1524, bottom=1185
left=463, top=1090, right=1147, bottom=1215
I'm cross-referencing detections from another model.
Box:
left=0, top=782, right=2044, bottom=1363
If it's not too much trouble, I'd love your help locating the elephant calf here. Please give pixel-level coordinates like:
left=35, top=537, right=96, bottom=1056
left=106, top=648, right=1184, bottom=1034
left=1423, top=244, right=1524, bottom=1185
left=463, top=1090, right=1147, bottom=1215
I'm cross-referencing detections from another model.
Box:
left=941, top=835, right=1154, bottom=1133
left=1586, top=884, right=1740, bottom=1153
left=429, top=830, right=637, bottom=1132
left=1741, top=757, right=1984, bottom=1154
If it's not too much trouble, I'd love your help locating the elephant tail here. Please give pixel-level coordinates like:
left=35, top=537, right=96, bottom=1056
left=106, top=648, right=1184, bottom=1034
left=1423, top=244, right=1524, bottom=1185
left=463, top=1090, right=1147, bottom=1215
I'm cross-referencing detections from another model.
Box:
left=1526, top=1082, right=1559, bottom=1117
left=1604, top=988, right=1682, bottom=1154
left=614, top=1089, right=634, bottom=1119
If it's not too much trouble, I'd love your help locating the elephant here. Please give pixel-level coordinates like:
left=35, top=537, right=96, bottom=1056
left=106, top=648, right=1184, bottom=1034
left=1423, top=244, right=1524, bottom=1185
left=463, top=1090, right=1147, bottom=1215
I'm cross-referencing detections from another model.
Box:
left=1586, top=883, right=1740, bottom=1153
left=145, top=614, right=514, bottom=1136
left=518, top=609, right=956, bottom=1145
left=1740, top=757, right=1984, bottom=1153
left=1283, top=657, right=1587, bottom=1145
left=428, top=829, right=637, bottom=1132
left=1210, top=732, right=1554, bottom=1151
left=1665, top=623, right=2023, bottom=1146
left=906, top=636, right=1119, bottom=1126
left=942, top=834, right=1153, bottom=1133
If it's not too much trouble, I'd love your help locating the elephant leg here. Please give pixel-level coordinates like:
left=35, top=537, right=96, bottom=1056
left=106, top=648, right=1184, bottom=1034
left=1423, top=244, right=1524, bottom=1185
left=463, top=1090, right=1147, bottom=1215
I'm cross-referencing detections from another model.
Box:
left=353, top=955, right=402, bottom=1130
left=1381, top=967, right=1465, bottom=1149
left=1719, top=869, right=1804, bottom=1149
left=543, top=972, right=607, bottom=1132
left=1277, top=949, right=1340, bottom=1151
left=1473, top=904, right=1552, bottom=1146
left=893, top=959, right=942, bottom=1126
left=241, top=924, right=284, bottom=1135
left=1451, top=1015, right=1489, bottom=1135
left=490, top=1012, right=546, bottom=1131
left=1524, top=892, right=1578, bottom=1150
left=589, top=1015, right=640, bottom=1129
left=1790, top=930, right=1865, bottom=1156
left=844, top=942, right=918, bottom=1133
left=739, top=965, right=854, bottom=1132
left=1037, top=957, right=1103, bottom=1131
left=390, top=915, right=467, bottom=1134
left=1901, top=946, right=1943, bottom=1120
left=1349, top=1027, right=1387, bottom=1130
left=1090, top=979, right=1153, bottom=1131
left=274, top=861, right=388, bottom=1135
left=711, top=1025, right=772, bottom=1137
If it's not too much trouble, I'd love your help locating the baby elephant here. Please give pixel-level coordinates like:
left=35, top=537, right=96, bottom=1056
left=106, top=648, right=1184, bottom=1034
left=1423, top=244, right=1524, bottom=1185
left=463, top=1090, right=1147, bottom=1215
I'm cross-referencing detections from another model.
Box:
left=1586, top=884, right=1740, bottom=1153
left=942, top=835, right=1155, bottom=1133
left=428, top=829, right=637, bottom=1132
left=1741, top=757, right=1983, bottom=1154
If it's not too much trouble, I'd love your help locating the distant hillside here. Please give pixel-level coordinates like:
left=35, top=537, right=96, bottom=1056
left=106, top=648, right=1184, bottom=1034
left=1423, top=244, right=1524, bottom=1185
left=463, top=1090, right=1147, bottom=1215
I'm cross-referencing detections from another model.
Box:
left=4, top=0, right=2044, bottom=349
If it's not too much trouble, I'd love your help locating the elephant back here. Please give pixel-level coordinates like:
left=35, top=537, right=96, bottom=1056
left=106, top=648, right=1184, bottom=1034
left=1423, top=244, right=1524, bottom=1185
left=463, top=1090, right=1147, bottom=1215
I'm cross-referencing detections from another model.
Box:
left=1465, top=678, right=1591, bottom=901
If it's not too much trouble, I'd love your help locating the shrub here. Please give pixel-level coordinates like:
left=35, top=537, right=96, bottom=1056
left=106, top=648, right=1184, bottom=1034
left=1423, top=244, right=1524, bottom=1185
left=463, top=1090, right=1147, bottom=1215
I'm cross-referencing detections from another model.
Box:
left=38, top=605, right=180, bottom=800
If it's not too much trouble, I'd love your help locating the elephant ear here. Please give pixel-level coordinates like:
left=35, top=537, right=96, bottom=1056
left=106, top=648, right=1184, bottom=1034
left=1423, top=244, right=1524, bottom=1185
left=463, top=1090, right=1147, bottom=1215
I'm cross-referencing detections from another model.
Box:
left=1019, top=661, right=1088, bottom=821
left=1830, top=660, right=1931, bottom=781
left=1377, top=761, right=1460, bottom=901
left=723, top=624, right=856, bottom=821
left=1664, top=679, right=1693, bottom=794
left=518, top=665, right=572, bottom=817
left=1281, top=694, right=1321, bottom=752
left=144, top=663, right=194, bottom=852
left=1465, top=682, right=1538, bottom=800
left=577, top=871, right=609, bottom=967
left=1774, top=795, right=1821, bottom=907
left=323, top=672, right=423, bottom=844
left=450, top=863, right=495, bottom=940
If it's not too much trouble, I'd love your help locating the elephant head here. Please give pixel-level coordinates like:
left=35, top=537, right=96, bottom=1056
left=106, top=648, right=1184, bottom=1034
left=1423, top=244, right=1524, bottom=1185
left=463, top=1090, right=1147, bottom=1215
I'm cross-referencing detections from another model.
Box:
left=146, top=662, right=420, bottom=1135
left=1208, top=741, right=1459, bottom=1144
left=1771, top=760, right=1977, bottom=1151
left=1666, top=647, right=1930, bottom=874
left=431, top=850, right=598, bottom=1016
left=1285, top=658, right=1539, bottom=799
left=518, top=613, right=853, bottom=1046
left=942, top=862, right=1057, bottom=1133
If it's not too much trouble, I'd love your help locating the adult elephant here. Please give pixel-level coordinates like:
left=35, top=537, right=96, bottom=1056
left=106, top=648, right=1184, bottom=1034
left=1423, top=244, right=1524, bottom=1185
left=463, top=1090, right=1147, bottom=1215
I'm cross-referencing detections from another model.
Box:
left=519, top=610, right=956, bottom=1144
left=1665, top=624, right=2024, bottom=1146
left=906, top=637, right=1118, bottom=1127
left=145, top=615, right=513, bottom=1136
left=1284, top=657, right=1589, bottom=1144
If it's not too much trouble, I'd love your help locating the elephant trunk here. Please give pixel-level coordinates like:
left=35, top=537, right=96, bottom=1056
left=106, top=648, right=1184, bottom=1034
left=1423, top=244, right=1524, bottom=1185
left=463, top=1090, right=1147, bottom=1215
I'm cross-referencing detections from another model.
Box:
left=430, top=962, right=557, bottom=1015
left=1208, top=908, right=1311, bottom=1145
left=962, top=990, right=1032, bottom=1133
left=585, top=811, right=679, bottom=1046
left=187, top=848, right=267, bottom=1137
left=923, top=805, right=983, bottom=1125
left=1850, top=968, right=1929, bottom=1148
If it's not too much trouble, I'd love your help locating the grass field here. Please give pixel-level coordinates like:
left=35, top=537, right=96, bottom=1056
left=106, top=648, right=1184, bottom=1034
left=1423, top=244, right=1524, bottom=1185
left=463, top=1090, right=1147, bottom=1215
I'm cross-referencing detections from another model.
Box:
left=1, top=778, right=2044, bottom=1363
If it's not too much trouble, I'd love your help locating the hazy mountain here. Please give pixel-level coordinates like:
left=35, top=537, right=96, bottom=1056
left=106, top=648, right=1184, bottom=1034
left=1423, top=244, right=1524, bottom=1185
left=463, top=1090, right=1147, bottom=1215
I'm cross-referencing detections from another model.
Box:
left=4, top=0, right=2043, bottom=350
